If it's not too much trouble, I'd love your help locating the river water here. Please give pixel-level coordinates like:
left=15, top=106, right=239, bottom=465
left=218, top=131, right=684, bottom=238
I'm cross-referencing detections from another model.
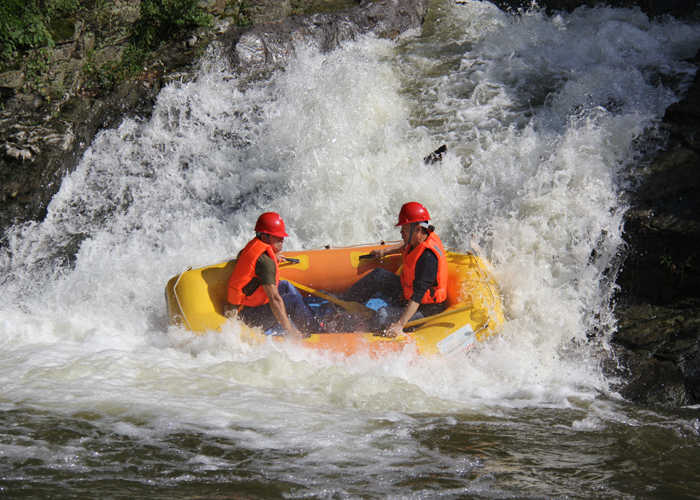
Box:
left=2, top=1, right=700, bottom=498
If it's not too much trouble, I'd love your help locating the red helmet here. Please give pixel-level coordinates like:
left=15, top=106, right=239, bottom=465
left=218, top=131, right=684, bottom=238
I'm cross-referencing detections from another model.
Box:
left=396, top=202, right=430, bottom=226
left=255, top=212, right=288, bottom=237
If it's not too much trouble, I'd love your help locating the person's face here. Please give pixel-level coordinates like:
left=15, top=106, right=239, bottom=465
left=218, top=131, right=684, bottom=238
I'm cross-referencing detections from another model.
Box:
left=401, top=224, right=417, bottom=245
left=268, top=235, right=284, bottom=253
left=400, top=224, right=425, bottom=246
left=400, top=224, right=411, bottom=244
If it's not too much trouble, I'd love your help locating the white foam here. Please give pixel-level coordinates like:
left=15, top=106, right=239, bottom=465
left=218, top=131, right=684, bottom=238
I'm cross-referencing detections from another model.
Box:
left=0, top=4, right=699, bottom=447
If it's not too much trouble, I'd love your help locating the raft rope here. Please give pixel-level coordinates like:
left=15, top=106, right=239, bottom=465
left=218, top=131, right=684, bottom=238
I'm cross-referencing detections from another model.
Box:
left=172, top=267, right=193, bottom=331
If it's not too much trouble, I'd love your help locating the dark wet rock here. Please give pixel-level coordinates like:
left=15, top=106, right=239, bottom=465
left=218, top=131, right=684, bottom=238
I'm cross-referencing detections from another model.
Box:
left=611, top=56, right=700, bottom=407
left=617, top=145, right=700, bottom=305
left=0, top=80, right=159, bottom=233
left=487, top=0, right=699, bottom=17
left=614, top=300, right=700, bottom=406
left=226, top=0, right=428, bottom=76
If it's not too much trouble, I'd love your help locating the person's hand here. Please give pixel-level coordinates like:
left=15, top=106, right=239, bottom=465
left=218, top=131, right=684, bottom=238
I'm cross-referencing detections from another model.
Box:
left=223, top=303, right=238, bottom=319
left=383, top=321, right=404, bottom=338
left=288, top=324, right=308, bottom=338
left=370, top=248, right=384, bottom=259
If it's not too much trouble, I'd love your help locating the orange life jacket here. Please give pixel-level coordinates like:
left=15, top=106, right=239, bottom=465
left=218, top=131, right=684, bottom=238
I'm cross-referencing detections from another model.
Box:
left=400, top=231, right=447, bottom=304
left=227, top=237, right=279, bottom=307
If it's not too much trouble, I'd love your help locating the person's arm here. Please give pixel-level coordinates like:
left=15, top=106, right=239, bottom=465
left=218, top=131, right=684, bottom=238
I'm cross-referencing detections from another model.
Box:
left=262, top=283, right=302, bottom=337
left=370, top=242, right=404, bottom=259
left=384, top=299, right=420, bottom=338
left=410, top=251, right=438, bottom=303
left=384, top=252, right=438, bottom=337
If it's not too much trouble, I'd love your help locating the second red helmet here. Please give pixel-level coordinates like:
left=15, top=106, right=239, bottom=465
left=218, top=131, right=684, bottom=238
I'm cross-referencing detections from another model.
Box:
left=396, top=202, right=430, bottom=226
left=255, top=212, right=289, bottom=237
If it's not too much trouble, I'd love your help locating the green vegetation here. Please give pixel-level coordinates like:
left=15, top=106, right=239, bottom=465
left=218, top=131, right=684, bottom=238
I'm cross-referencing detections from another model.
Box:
left=230, top=0, right=252, bottom=27
left=81, top=0, right=210, bottom=92
left=82, top=45, right=150, bottom=93
left=131, top=0, right=212, bottom=50
left=1, top=0, right=360, bottom=96
left=24, top=48, right=52, bottom=89
left=2, top=0, right=214, bottom=94
left=0, top=0, right=80, bottom=63
left=81, top=0, right=213, bottom=92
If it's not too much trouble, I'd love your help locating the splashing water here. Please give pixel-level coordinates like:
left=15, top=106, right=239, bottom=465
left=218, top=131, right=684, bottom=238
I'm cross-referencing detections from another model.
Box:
left=1, top=2, right=700, bottom=496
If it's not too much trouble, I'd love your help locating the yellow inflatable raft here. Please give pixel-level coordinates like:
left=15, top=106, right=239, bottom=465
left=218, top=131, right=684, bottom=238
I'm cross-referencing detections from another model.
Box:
left=165, top=243, right=505, bottom=357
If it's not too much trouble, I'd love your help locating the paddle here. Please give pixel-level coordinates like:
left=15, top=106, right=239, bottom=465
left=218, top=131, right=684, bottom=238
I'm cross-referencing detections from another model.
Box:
left=404, top=304, right=473, bottom=328
left=286, top=279, right=375, bottom=319
left=424, top=144, right=447, bottom=164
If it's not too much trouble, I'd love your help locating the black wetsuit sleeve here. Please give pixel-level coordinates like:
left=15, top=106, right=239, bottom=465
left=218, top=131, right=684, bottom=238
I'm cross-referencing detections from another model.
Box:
left=411, top=250, right=438, bottom=303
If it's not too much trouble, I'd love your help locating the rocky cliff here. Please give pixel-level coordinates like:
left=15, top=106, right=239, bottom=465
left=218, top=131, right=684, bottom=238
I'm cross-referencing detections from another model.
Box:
left=0, top=0, right=427, bottom=237
left=611, top=56, right=700, bottom=406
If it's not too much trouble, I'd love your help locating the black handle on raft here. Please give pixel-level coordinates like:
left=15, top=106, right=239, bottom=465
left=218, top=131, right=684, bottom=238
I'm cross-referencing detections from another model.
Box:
left=282, top=257, right=300, bottom=264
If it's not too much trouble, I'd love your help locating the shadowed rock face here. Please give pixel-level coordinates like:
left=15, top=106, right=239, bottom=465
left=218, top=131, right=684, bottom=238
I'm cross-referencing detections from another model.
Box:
left=0, top=80, right=158, bottom=235
left=486, top=0, right=698, bottom=17
left=228, top=0, right=427, bottom=76
left=611, top=57, right=700, bottom=407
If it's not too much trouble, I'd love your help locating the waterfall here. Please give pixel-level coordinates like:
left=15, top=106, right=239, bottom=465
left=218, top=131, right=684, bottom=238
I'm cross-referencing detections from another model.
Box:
left=2, top=0, right=700, bottom=429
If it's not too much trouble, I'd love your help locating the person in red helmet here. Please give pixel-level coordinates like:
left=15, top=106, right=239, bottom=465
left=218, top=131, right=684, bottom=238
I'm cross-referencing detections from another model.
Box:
left=225, top=212, right=315, bottom=337
left=344, top=202, right=448, bottom=337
